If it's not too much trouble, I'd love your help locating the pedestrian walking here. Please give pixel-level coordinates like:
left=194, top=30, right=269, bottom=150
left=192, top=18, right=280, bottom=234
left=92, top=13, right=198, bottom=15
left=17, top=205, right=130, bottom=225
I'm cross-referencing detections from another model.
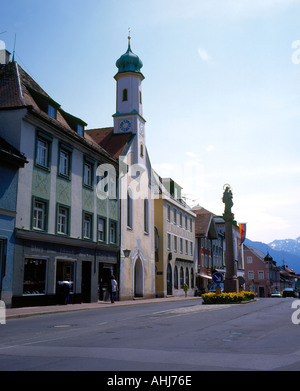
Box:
left=111, top=275, right=118, bottom=303
left=58, top=281, right=72, bottom=305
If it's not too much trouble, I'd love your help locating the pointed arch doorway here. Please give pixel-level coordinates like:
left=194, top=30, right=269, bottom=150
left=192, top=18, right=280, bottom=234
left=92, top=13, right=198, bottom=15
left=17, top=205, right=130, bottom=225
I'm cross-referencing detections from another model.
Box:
left=134, top=257, right=144, bottom=298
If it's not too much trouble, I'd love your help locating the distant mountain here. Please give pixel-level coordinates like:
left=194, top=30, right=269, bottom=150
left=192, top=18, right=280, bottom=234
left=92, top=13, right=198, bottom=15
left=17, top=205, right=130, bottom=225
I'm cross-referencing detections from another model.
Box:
left=269, top=237, right=300, bottom=256
left=244, top=238, right=300, bottom=273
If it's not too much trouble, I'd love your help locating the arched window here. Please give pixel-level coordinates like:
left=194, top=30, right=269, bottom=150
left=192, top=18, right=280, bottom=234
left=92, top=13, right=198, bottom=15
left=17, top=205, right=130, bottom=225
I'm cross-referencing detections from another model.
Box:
left=174, top=266, right=178, bottom=289
left=122, top=88, right=128, bottom=102
left=180, top=267, right=184, bottom=289
left=186, top=267, right=189, bottom=286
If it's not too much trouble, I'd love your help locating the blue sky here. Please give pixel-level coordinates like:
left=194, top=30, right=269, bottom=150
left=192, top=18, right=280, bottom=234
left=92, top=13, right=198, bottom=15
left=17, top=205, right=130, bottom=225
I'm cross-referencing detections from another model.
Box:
left=1, top=0, right=300, bottom=243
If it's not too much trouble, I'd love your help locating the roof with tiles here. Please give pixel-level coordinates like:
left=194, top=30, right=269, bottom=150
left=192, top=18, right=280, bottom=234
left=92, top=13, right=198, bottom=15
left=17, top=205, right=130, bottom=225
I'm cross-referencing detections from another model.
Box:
left=192, top=206, right=218, bottom=238
left=0, top=60, right=116, bottom=163
left=86, top=127, right=133, bottom=160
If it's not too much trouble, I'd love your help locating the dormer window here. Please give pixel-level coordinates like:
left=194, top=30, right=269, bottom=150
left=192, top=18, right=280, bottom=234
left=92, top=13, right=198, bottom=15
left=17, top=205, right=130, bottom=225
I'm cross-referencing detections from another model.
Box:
left=77, top=124, right=84, bottom=136
left=48, top=105, right=56, bottom=119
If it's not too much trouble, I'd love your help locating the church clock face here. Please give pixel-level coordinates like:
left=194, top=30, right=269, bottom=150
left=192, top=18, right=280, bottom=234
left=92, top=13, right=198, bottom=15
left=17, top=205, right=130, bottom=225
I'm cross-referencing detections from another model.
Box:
left=119, top=119, right=132, bottom=132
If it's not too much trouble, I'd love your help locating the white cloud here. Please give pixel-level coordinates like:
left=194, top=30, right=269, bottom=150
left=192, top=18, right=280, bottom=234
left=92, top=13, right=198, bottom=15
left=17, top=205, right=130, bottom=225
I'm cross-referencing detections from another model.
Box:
left=205, top=145, right=215, bottom=152
left=198, top=48, right=211, bottom=62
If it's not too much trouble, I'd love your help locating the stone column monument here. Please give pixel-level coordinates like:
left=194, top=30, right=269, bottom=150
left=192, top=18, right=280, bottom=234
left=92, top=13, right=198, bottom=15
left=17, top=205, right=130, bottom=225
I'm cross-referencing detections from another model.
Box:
left=222, top=185, right=239, bottom=293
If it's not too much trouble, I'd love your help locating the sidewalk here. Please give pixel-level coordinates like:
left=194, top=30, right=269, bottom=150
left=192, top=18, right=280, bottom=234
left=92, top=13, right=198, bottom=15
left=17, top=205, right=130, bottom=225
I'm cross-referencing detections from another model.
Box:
left=6, top=296, right=201, bottom=320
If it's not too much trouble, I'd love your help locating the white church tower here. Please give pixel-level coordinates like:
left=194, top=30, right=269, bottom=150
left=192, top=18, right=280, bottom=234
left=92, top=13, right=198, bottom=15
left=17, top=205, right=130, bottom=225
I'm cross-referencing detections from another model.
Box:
left=113, top=30, right=146, bottom=166
left=114, top=31, right=155, bottom=300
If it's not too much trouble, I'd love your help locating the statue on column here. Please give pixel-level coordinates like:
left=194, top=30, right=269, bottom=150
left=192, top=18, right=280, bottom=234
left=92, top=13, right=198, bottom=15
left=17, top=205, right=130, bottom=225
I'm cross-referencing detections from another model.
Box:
left=222, top=184, right=238, bottom=292
left=222, top=184, right=234, bottom=221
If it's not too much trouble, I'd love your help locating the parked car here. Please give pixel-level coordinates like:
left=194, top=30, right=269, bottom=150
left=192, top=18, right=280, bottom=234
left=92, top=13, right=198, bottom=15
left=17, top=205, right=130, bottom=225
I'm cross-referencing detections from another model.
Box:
left=271, top=292, right=282, bottom=298
left=282, top=288, right=295, bottom=298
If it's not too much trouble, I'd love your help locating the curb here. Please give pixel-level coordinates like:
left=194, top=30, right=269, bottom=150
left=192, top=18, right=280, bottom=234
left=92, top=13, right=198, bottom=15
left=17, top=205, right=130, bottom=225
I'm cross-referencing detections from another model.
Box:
left=6, top=296, right=201, bottom=320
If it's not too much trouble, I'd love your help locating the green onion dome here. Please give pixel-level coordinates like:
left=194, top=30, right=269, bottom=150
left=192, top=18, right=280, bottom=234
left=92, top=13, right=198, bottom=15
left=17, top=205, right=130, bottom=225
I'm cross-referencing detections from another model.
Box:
left=116, top=41, right=143, bottom=74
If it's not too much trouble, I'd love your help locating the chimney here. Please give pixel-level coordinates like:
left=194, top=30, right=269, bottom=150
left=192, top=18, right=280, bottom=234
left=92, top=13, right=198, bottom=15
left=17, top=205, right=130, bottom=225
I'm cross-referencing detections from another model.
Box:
left=0, top=49, right=11, bottom=65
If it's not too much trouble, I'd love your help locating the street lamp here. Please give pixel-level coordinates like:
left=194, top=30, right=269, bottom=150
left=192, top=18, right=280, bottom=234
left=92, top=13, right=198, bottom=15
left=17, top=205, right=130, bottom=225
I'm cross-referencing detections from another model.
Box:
left=123, top=249, right=131, bottom=258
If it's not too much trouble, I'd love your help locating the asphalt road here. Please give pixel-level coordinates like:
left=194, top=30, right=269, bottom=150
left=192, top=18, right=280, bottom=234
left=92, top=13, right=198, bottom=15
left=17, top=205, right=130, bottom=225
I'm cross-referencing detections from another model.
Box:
left=0, top=298, right=299, bottom=372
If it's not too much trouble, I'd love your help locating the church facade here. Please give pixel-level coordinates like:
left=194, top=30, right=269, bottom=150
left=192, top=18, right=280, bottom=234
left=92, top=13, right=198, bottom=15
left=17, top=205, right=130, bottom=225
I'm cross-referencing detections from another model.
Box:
left=87, top=35, right=155, bottom=300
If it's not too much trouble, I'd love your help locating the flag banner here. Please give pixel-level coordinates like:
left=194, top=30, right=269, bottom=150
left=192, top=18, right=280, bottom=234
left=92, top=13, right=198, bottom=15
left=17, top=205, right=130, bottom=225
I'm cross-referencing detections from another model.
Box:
left=239, top=223, right=246, bottom=244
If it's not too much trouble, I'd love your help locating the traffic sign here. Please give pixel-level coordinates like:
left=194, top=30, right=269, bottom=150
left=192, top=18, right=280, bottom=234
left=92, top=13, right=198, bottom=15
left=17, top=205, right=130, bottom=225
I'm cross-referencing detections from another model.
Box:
left=212, top=272, right=224, bottom=284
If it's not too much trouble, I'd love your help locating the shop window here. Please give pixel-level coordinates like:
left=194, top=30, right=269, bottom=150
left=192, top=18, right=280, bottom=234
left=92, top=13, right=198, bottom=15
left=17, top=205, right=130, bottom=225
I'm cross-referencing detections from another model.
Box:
left=23, top=258, right=47, bottom=295
left=56, top=260, right=75, bottom=294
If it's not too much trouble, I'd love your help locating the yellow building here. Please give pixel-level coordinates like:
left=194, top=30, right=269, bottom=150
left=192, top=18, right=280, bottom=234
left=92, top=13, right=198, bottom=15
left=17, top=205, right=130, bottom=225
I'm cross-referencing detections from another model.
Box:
left=154, top=177, right=196, bottom=297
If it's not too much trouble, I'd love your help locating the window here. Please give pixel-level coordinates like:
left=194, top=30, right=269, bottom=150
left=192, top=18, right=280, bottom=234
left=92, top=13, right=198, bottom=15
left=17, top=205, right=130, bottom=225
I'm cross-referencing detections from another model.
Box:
left=127, top=191, right=133, bottom=229
left=248, top=271, right=254, bottom=280
left=247, top=256, right=253, bottom=264
left=179, top=212, right=182, bottom=227
left=122, top=88, right=128, bottom=101
left=185, top=240, right=188, bottom=255
left=186, top=268, right=189, bottom=286
left=144, top=198, right=149, bottom=233
left=190, top=242, right=193, bottom=256
left=56, top=260, right=75, bottom=294
left=23, top=258, right=47, bottom=295
left=59, top=149, right=69, bottom=176
left=174, top=266, right=178, bottom=289
left=190, top=218, right=193, bottom=231
left=35, top=131, right=52, bottom=170
left=57, top=205, right=69, bottom=235
left=109, top=170, right=117, bottom=199
left=36, top=139, right=49, bottom=167
left=33, top=199, right=47, bottom=231
left=185, top=215, right=188, bottom=230
left=205, top=254, right=208, bottom=267
left=173, top=209, right=177, bottom=224
left=83, top=213, right=93, bottom=240
left=174, top=236, right=177, bottom=253
left=98, top=217, right=106, bottom=242
left=180, top=238, right=183, bottom=254
left=139, top=90, right=142, bottom=104
left=77, top=124, right=84, bottom=136
left=110, top=220, right=117, bottom=244
left=167, top=205, right=171, bottom=221
left=167, top=233, right=171, bottom=250
left=83, top=161, right=93, bottom=187
left=48, top=105, right=56, bottom=119
left=180, top=267, right=184, bottom=289
left=258, top=271, right=264, bottom=280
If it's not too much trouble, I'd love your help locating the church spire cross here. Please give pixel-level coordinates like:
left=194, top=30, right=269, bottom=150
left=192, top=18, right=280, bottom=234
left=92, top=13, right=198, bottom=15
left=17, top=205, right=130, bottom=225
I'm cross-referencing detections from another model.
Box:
left=128, top=27, right=131, bottom=49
